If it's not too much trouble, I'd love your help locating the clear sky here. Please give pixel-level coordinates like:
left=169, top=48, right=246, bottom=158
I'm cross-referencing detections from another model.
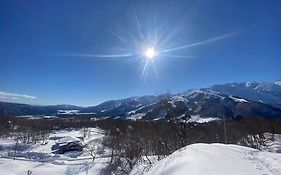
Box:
left=0, top=0, right=280, bottom=106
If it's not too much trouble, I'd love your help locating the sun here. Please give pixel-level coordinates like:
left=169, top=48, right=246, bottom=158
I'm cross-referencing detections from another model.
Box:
left=145, top=47, right=156, bottom=60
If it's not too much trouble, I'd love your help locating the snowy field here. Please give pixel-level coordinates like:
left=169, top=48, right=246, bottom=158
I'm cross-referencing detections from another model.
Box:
left=1, top=129, right=281, bottom=175
left=0, top=128, right=110, bottom=175
left=146, top=143, right=281, bottom=175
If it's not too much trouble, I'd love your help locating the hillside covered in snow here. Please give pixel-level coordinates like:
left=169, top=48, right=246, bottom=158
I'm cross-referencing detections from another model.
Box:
left=146, top=143, right=281, bottom=175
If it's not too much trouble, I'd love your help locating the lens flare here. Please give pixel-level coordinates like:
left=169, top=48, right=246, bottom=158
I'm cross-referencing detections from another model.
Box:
left=56, top=11, right=241, bottom=80
left=145, top=47, right=156, bottom=59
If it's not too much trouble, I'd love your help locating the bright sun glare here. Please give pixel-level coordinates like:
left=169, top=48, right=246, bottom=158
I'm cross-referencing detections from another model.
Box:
left=145, top=47, right=156, bottom=59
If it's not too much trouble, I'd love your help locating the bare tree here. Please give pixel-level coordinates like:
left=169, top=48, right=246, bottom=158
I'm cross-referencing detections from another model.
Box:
left=85, top=142, right=98, bottom=161
left=13, top=133, right=20, bottom=160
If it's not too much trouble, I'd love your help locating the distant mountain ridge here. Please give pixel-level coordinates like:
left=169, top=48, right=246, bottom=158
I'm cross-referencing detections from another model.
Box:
left=0, top=102, right=82, bottom=116
left=1, top=80, right=281, bottom=120
left=206, top=80, right=281, bottom=109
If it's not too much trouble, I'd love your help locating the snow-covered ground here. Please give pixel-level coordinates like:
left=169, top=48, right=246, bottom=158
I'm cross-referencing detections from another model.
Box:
left=1, top=128, right=281, bottom=175
left=0, top=128, right=110, bottom=175
left=146, top=143, right=281, bottom=175
left=0, top=157, right=109, bottom=175
left=188, top=115, right=219, bottom=123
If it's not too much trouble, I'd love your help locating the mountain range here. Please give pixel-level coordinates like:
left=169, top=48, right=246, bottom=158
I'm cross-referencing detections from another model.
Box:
left=1, top=80, right=281, bottom=121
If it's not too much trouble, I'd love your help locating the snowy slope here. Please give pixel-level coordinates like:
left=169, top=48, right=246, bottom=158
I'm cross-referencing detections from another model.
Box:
left=147, top=143, right=281, bottom=175
left=207, top=81, right=281, bottom=109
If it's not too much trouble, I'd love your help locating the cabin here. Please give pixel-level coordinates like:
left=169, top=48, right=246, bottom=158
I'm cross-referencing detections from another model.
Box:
left=52, top=136, right=83, bottom=154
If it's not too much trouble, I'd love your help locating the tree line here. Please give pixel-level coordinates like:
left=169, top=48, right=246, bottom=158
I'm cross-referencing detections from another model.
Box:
left=1, top=109, right=281, bottom=174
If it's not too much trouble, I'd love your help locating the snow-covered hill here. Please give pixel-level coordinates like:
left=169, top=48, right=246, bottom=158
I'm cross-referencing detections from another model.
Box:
left=146, top=143, right=281, bottom=175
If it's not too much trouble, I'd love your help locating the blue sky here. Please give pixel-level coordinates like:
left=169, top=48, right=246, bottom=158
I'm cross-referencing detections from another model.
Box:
left=0, top=0, right=281, bottom=106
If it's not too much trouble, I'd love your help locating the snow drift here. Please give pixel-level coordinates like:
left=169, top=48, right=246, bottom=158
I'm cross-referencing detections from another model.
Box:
left=147, top=143, right=281, bottom=175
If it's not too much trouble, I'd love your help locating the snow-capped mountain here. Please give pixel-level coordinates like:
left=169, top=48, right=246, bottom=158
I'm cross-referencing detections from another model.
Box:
left=85, top=80, right=281, bottom=120
left=132, top=90, right=281, bottom=121
left=80, top=95, right=159, bottom=115
left=1, top=80, right=281, bottom=121
left=205, top=80, right=281, bottom=109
